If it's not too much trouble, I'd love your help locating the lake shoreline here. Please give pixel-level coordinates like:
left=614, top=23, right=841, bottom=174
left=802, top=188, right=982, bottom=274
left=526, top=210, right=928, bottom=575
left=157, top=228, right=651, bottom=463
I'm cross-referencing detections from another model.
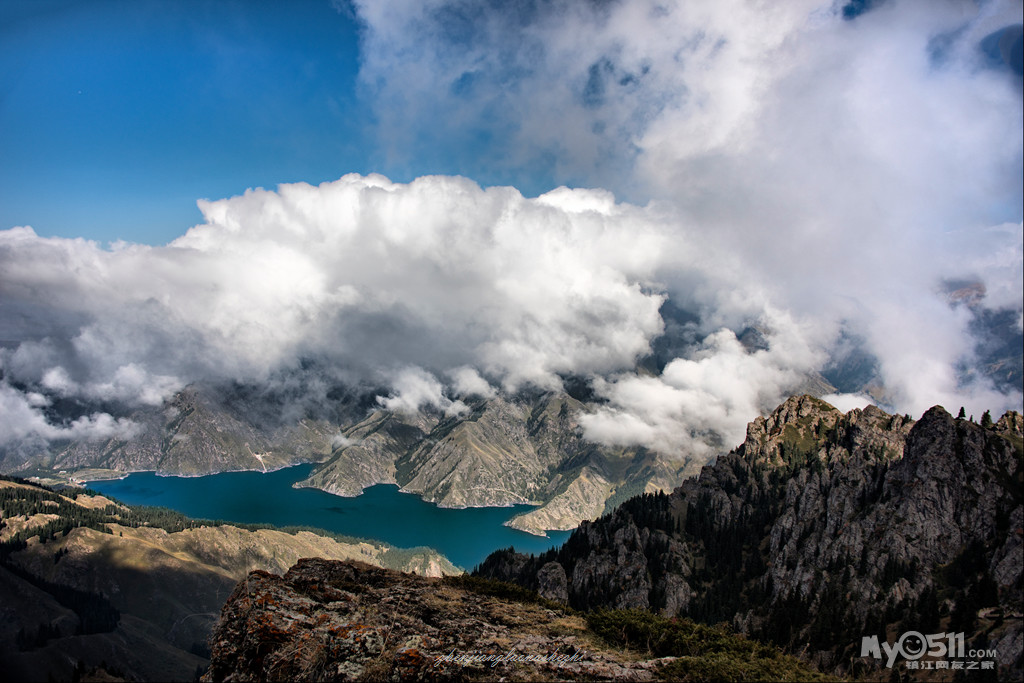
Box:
left=85, top=465, right=571, bottom=570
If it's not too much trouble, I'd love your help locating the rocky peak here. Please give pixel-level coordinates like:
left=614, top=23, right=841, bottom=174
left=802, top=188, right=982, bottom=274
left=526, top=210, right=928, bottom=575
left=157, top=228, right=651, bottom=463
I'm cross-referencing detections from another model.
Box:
left=764, top=394, right=838, bottom=431
left=995, top=409, right=1024, bottom=436
left=738, top=395, right=911, bottom=473
left=477, top=396, right=1023, bottom=680
left=741, top=395, right=841, bottom=467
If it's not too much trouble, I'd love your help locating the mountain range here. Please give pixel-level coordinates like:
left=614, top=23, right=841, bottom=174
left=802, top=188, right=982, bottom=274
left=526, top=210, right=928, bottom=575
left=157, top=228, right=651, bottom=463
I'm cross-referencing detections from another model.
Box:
left=476, top=395, right=1024, bottom=680
left=19, top=383, right=700, bottom=535
left=3, top=393, right=1021, bottom=681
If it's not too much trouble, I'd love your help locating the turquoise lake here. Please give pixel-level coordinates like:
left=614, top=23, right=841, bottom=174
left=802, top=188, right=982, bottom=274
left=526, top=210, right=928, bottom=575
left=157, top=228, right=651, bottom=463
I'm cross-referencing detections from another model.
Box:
left=86, top=464, right=571, bottom=571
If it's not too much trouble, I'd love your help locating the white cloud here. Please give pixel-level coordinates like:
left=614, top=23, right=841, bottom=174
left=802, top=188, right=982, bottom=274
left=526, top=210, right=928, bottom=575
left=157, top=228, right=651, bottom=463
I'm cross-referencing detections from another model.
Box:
left=376, top=366, right=450, bottom=414
left=374, top=366, right=471, bottom=418
left=2, top=0, right=1021, bottom=458
left=330, top=433, right=357, bottom=449
left=449, top=366, right=497, bottom=399
left=821, top=393, right=875, bottom=414
left=0, top=381, right=141, bottom=446
left=0, top=175, right=668, bottom=427
left=581, top=309, right=830, bottom=456
left=351, top=0, right=1023, bottom=435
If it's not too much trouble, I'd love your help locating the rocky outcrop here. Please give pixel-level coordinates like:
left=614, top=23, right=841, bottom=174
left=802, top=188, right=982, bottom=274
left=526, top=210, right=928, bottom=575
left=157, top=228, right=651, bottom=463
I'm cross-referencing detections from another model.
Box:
left=505, top=465, right=612, bottom=534
left=205, top=559, right=655, bottom=682
left=295, top=409, right=436, bottom=496
left=204, top=558, right=827, bottom=682
left=477, top=396, right=1024, bottom=680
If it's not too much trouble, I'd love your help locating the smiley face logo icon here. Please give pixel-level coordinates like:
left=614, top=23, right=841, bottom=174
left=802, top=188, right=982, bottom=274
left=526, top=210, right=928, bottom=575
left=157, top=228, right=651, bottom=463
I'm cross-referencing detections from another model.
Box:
left=897, top=631, right=927, bottom=660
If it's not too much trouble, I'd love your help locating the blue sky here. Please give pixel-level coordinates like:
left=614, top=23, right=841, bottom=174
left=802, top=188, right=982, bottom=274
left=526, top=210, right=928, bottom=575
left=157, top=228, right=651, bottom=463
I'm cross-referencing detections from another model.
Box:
left=3, top=1, right=1020, bottom=246
left=1, top=0, right=377, bottom=244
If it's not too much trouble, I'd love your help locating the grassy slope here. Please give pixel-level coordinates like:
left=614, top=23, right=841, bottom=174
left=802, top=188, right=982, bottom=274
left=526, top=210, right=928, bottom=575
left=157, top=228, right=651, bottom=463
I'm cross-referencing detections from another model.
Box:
left=0, top=477, right=458, bottom=681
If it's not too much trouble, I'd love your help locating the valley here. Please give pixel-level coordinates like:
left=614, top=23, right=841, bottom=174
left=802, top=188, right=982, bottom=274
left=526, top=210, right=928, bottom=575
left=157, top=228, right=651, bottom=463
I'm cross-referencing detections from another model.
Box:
left=4, top=393, right=1020, bottom=681
left=0, top=477, right=457, bottom=681
left=84, top=464, right=572, bottom=571
left=15, top=385, right=701, bottom=535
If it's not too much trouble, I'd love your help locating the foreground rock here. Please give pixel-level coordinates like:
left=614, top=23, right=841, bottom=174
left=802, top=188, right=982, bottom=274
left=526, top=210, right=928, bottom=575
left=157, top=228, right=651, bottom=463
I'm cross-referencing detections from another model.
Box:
left=205, top=558, right=829, bottom=682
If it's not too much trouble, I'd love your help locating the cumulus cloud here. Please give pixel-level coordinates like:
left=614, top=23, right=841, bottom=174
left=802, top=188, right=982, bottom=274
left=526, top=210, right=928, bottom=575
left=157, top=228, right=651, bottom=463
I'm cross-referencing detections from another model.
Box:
left=0, top=175, right=668, bottom=446
left=581, top=309, right=831, bottom=456
left=449, top=366, right=497, bottom=399
left=351, top=0, right=1023, bottom=439
left=376, top=366, right=463, bottom=416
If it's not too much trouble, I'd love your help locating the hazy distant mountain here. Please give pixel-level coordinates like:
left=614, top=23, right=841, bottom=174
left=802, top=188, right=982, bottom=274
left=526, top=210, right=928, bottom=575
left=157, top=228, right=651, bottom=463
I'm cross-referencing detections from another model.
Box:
left=45, top=385, right=337, bottom=475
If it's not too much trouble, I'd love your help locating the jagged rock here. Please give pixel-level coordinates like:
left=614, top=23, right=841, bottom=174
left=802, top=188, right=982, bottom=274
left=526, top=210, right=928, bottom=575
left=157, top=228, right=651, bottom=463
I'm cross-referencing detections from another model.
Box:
left=478, top=396, right=1024, bottom=681
left=204, top=558, right=681, bottom=682
left=536, top=561, right=568, bottom=603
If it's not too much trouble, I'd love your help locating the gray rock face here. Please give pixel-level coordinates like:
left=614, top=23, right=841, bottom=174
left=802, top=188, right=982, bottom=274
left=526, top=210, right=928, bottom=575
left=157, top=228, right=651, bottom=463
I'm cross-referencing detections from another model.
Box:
left=295, top=409, right=435, bottom=495
left=49, top=386, right=338, bottom=476
left=536, top=561, right=568, bottom=603
left=299, top=391, right=697, bottom=531
left=477, top=395, right=1024, bottom=681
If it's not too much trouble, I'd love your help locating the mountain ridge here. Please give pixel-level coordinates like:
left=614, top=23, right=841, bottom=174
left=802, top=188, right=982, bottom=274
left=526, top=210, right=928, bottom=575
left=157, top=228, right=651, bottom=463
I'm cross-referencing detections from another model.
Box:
left=12, top=384, right=701, bottom=534
left=0, top=476, right=458, bottom=681
left=476, top=395, right=1024, bottom=680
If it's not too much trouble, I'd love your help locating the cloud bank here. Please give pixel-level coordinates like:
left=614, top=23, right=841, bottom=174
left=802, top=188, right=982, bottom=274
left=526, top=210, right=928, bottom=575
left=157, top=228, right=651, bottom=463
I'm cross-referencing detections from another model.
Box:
left=1, top=0, right=1021, bottom=459
left=352, top=0, right=1024, bottom=442
left=1, top=175, right=671, bottom=447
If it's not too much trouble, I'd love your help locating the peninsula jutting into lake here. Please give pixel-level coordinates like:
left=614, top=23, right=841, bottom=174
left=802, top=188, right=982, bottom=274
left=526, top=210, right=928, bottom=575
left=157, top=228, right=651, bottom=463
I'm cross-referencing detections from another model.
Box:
left=86, top=464, right=571, bottom=570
